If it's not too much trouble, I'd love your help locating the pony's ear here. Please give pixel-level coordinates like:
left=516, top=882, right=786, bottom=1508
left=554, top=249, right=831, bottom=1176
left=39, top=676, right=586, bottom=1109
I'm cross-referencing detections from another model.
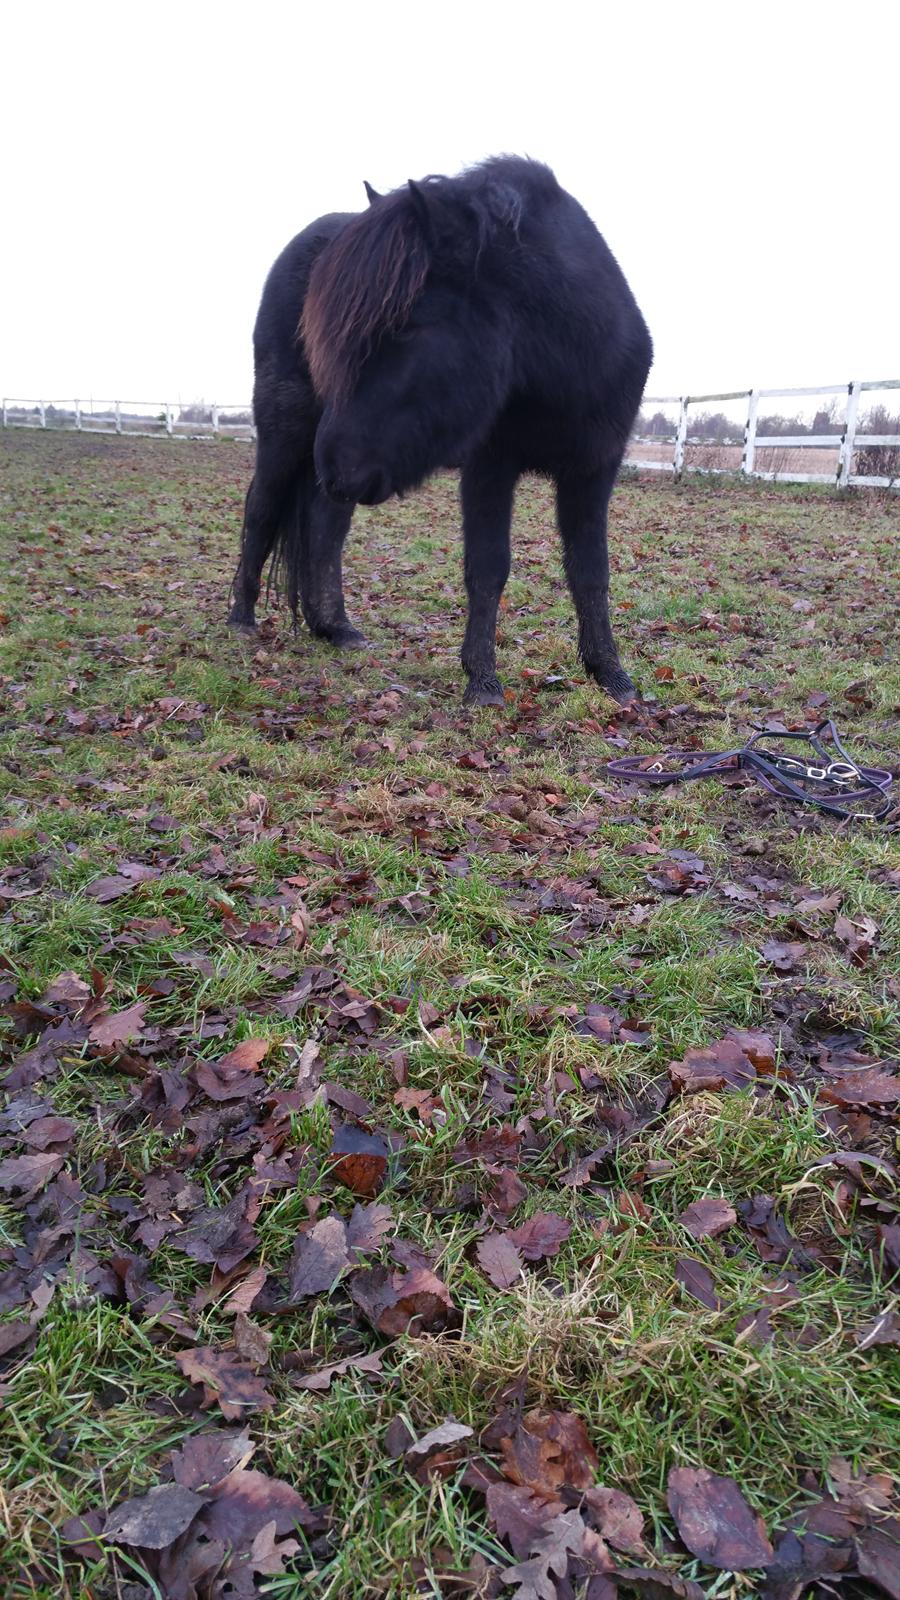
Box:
left=363, top=180, right=382, bottom=205
left=406, top=179, right=436, bottom=244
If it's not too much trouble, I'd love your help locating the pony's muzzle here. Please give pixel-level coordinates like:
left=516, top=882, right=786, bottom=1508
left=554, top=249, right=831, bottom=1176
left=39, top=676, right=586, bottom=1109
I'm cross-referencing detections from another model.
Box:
left=322, top=464, right=392, bottom=507
left=315, top=426, right=392, bottom=507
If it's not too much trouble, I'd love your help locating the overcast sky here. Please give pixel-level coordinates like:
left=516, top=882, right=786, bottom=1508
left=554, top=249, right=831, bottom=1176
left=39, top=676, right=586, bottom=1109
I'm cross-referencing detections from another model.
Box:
left=4, top=0, right=898, bottom=408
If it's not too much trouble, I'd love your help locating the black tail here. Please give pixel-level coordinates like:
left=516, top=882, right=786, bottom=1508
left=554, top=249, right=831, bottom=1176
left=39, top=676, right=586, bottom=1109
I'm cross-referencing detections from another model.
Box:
left=229, top=468, right=311, bottom=626
left=266, top=472, right=310, bottom=621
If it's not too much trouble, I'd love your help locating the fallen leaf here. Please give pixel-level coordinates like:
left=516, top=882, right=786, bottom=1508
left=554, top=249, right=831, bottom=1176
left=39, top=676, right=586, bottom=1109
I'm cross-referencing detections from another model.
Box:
left=828, top=1456, right=894, bottom=1513
left=329, top=1124, right=389, bottom=1197
left=23, top=1115, right=77, bottom=1150
left=88, top=1001, right=147, bottom=1048
left=324, top=1081, right=374, bottom=1120
left=194, top=1056, right=266, bottom=1102
left=727, top=1029, right=776, bottom=1073
left=346, top=1201, right=394, bottom=1256
left=59, top=1511, right=105, bottom=1562
left=855, top=1518, right=900, bottom=1599
left=233, top=1312, right=272, bottom=1367
left=394, top=1086, right=439, bottom=1122
left=856, top=1311, right=900, bottom=1349
left=486, top=1482, right=567, bottom=1559
left=760, top=940, right=807, bottom=973
left=245, top=1519, right=302, bottom=1577
left=103, top=1483, right=204, bottom=1549
left=508, top=1212, right=572, bottom=1261
left=0, top=1151, right=64, bottom=1198
left=171, top=1428, right=254, bottom=1491
left=384, top=1415, right=416, bottom=1458
left=834, top=914, right=878, bottom=968
left=218, top=1037, right=271, bottom=1071
left=489, top=1168, right=529, bottom=1217
left=583, top=1486, right=646, bottom=1555
left=290, top=902, right=310, bottom=948
left=175, top=1346, right=275, bottom=1420
left=499, top=1511, right=586, bottom=1599
left=820, top=1069, right=900, bottom=1110
left=86, top=874, right=136, bottom=903
left=667, top=1466, right=774, bottom=1569
left=477, top=1230, right=524, bottom=1289
left=677, top=1197, right=737, bottom=1240
left=292, top=1037, right=322, bottom=1098
left=404, top=1420, right=474, bottom=1471
left=669, top=1037, right=756, bottom=1094
left=288, top=1215, right=350, bottom=1299
left=41, top=971, right=91, bottom=1007
left=296, top=1350, right=384, bottom=1391
left=174, top=1196, right=259, bottom=1274
left=349, top=1262, right=458, bottom=1337
left=201, top=1461, right=319, bottom=1545
left=501, top=1408, right=599, bottom=1495
left=675, top=1257, right=722, bottom=1310
left=0, top=1319, right=37, bottom=1359
left=737, top=1195, right=815, bottom=1268
left=221, top=1265, right=268, bottom=1316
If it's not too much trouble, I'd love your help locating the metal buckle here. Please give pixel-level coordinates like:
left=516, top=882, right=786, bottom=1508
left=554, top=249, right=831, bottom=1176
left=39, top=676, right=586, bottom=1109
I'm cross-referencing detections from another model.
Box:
left=824, top=761, right=860, bottom=788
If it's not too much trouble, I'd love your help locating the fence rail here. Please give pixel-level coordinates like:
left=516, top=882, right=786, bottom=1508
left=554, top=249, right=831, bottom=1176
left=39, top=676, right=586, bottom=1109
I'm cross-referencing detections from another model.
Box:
left=627, top=378, right=900, bottom=489
left=0, top=399, right=255, bottom=441
left=2, top=378, right=899, bottom=489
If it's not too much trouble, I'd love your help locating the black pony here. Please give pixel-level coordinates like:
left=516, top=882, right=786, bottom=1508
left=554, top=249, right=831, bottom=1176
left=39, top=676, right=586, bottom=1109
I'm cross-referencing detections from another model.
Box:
left=228, top=157, right=652, bottom=705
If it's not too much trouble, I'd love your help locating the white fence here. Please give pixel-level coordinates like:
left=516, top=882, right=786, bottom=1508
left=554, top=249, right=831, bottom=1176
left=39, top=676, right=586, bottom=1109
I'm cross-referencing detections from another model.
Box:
left=2, top=378, right=899, bottom=489
left=0, top=398, right=255, bottom=441
left=625, top=378, right=900, bottom=489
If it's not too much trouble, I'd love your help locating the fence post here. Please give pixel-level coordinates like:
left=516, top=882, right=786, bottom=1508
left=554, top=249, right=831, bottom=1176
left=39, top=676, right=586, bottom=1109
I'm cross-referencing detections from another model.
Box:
left=75, top=399, right=82, bottom=430
left=742, top=389, right=759, bottom=477
left=837, top=380, right=860, bottom=488
left=673, top=397, right=689, bottom=476
left=211, top=404, right=219, bottom=434
left=1, top=399, right=6, bottom=429
left=165, top=403, right=173, bottom=437
left=39, top=401, right=46, bottom=429
left=115, top=401, right=122, bottom=435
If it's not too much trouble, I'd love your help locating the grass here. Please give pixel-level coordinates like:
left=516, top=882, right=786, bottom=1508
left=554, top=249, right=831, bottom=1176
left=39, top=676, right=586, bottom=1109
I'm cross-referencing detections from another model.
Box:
left=0, top=428, right=898, bottom=1598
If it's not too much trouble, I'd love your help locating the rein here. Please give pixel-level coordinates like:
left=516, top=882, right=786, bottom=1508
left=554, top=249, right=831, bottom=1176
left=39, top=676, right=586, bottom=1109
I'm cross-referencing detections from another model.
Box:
left=605, top=719, right=895, bottom=821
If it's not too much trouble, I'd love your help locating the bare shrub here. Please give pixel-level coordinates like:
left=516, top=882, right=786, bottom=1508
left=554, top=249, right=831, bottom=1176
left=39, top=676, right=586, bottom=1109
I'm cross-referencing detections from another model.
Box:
left=854, top=404, right=900, bottom=482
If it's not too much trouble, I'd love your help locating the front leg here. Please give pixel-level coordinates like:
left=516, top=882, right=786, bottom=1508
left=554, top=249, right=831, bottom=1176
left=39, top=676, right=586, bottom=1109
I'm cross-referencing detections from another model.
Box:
left=299, top=489, right=367, bottom=649
left=459, top=452, right=518, bottom=706
left=556, top=466, right=636, bottom=704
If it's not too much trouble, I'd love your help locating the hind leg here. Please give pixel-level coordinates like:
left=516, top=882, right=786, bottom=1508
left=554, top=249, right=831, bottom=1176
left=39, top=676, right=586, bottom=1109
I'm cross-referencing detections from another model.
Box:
left=460, top=451, right=518, bottom=706
left=299, top=488, right=367, bottom=649
left=556, top=463, right=636, bottom=704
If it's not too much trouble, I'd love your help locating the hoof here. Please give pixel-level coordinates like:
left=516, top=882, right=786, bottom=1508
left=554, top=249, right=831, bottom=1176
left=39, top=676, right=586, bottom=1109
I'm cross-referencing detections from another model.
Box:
left=227, top=614, right=258, bottom=636
left=609, top=682, right=638, bottom=708
left=463, top=679, right=506, bottom=708
left=588, top=663, right=637, bottom=706
left=327, top=625, right=368, bottom=651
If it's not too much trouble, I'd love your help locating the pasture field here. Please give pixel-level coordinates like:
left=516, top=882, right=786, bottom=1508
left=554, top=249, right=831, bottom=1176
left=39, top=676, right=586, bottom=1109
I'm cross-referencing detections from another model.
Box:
left=0, top=429, right=899, bottom=1599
